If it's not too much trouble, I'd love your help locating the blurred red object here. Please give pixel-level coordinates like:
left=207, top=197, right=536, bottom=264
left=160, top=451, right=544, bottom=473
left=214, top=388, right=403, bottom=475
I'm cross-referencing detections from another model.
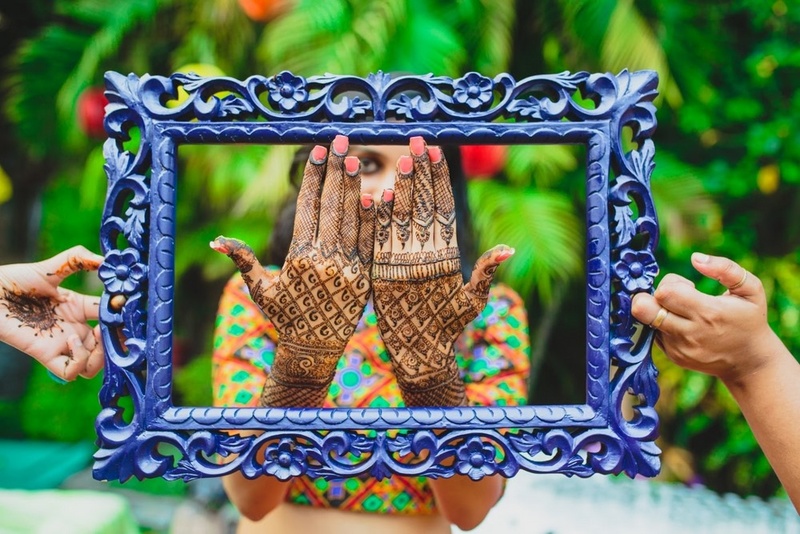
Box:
left=238, top=0, right=290, bottom=22
left=77, top=87, right=108, bottom=138
left=460, top=145, right=507, bottom=179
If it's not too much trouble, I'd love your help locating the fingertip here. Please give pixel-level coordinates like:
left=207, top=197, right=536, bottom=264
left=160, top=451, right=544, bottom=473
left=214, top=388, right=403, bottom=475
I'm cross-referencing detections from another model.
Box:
left=345, top=156, right=360, bottom=175
left=428, top=146, right=442, bottom=163
left=630, top=292, right=655, bottom=321
left=310, top=145, right=327, bottom=163
left=495, top=246, right=515, bottom=263
left=361, top=193, right=374, bottom=209
left=332, top=135, right=349, bottom=156
left=209, top=239, right=228, bottom=254
left=398, top=155, right=413, bottom=175
left=410, top=136, right=426, bottom=156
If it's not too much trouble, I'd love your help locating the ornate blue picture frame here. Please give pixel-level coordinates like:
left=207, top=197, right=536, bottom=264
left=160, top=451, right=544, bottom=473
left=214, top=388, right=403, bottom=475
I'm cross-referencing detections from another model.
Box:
left=95, top=70, right=661, bottom=483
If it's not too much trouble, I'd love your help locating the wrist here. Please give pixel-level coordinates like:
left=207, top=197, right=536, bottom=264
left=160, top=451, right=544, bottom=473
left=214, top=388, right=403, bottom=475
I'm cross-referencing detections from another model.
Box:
left=258, top=341, right=343, bottom=408
left=391, top=347, right=467, bottom=407
left=720, top=330, right=795, bottom=393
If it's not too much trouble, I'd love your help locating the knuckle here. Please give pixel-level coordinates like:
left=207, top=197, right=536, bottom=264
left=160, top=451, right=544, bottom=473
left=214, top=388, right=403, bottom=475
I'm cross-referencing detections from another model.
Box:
left=653, top=284, right=674, bottom=303
left=630, top=294, right=649, bottom=318
left=660, top=273, right=682, bottom=285
left=721, top=260, right=737, bottom=277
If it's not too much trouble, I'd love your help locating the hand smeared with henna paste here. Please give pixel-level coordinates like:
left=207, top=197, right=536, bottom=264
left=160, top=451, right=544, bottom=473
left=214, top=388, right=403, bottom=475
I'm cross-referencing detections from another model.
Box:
left=372, top=137, right=514, bottom=407
left=211, top=136, right=375, bottom=408
left=0, top=246, right=104, bottom=380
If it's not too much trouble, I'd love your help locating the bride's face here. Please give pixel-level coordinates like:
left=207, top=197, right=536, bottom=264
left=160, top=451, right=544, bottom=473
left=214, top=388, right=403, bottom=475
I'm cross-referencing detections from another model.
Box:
left=348, top=144, right=415, bottom=199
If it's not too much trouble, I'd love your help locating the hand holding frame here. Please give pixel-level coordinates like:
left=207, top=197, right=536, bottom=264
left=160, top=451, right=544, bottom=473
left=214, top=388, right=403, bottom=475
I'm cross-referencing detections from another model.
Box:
left=0, top=246, right=104, bottom=380
left=211, top=136, right=375, bottom=407
left=372, top=137, right=514, bottom=406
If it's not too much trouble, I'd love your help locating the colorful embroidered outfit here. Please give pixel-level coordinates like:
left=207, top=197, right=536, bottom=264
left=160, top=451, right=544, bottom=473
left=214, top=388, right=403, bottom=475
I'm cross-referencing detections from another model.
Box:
left=212, top=272, right=530, bottom=515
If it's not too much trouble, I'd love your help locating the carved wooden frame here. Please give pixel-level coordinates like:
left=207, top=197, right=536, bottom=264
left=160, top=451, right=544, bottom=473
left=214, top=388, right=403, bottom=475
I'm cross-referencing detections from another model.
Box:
left=95, top=70, right=661, bottom=483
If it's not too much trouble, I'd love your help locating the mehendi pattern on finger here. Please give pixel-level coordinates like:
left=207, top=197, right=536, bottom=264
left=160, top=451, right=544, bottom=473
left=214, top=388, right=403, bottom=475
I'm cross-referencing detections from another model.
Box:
left=290, top=162, right=326, bottom=256
left=376, top=198, right=393, bottom=251
left=412, top=165, right=435, bottom=247
left=1, top=289, right=64, bottom=337
left=466, top=249, right=499, bottom=307
left=392, top=174, right=413, bottom=249
left=431, top=160, right=456, bottom=245
left=48, top=255, right=102, bottom=278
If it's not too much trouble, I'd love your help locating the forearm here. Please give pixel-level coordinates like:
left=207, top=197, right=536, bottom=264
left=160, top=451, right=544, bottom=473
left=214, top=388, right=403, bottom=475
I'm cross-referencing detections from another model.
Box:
left=722, top=333, right=800, bottom=511
left=222, top=344, right=338, bottom=520
left=222, top=447, right=291, bottom=522
left=429, top=475, right=504, bottom=531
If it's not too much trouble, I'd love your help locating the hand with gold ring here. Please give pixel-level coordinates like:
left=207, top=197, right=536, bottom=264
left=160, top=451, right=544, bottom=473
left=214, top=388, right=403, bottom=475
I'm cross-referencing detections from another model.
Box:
left=631, top=252, right=784, bottom=383
left=635, top=254, right=800, bottom=512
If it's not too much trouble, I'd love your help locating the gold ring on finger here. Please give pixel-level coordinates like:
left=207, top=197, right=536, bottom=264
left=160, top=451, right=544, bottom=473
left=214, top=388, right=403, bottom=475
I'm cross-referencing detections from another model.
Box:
left=728, top=270, right=748, bottom=290
left=649, top=307, right=669, bottom=330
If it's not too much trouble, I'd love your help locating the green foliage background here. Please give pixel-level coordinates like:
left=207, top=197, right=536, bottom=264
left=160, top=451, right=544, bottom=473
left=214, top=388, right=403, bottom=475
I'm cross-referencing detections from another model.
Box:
left=0, top=0, right=798, bottom=500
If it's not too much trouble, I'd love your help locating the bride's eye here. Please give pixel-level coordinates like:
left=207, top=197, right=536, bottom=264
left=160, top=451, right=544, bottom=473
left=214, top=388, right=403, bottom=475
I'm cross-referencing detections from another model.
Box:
left=359, top=156, right=382, bottom=175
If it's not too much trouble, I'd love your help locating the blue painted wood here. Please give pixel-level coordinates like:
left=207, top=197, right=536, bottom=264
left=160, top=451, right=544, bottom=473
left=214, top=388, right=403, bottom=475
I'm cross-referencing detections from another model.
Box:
left=95, top=69, right=661, bottom=483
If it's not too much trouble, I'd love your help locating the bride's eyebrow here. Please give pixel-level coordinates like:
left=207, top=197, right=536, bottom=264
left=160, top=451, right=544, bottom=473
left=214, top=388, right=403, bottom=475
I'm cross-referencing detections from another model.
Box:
left=349, top=147, right=384, bottom=158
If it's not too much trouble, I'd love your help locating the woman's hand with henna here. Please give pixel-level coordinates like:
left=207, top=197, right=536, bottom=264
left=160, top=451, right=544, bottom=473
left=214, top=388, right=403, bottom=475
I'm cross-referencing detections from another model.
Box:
left=0, top=245, right=104, bottom=380
left=210, top=135, right=375, bottom=407
left=371, top=136, right=514, bottom=406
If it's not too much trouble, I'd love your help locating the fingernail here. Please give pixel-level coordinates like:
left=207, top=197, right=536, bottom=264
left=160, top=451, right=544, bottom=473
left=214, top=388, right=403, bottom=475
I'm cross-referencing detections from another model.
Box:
left=361, top=193, right=373, bottom=208
left=399, top=155, right=413, bottom=174
left=383, top=189, right=394, bottom=202
left=333, top=135, right=348, bottom=155
left=310, top=145, right=327, bottom=163
left=73, top=336, right=83, bottom=347
left=692, top=252, right=709, bottom=264
left=345, top=156, right=360, bottom=175
left=429, top=147, right=442, bottom=163
left=496, top=248, right=515, bottom=262
left=410, top=136, right=426, bottom=156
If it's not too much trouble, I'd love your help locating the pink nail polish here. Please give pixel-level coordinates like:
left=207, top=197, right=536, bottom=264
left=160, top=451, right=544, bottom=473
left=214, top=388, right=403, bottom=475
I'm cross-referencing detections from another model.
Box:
left=333, top=135, right=348, bottom=155
left=429, top=147, right=442, bottom=163
left=345, top=156, right=360, bottom=174
left=311, top=145, right=327, bottom=163
left=410, top=136, right=425, bottom=156
left=496, top=248, right=515, bottom=262
left=399, top=155, right=413, bottom=174
left=383, top=189, right=394, bottom=202
left=361, top=193, right=373, bottom=208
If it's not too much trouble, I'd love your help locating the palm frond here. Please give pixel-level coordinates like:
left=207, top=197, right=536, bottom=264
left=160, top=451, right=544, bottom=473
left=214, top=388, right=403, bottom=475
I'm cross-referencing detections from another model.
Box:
left=233, top=145, right=296, bottom=216
left=473, top=0, right=515, bottom=74
left=558, top=0, right=681, bottom=108
left=468, top=180, right=583, bottom=304
left=601, top=0, right=682, bottom=107
left=5, top=26, right=90, bottom=158
left=170, top=0, right=257, bottom=75
left=651, top=152, right=722, bottom=257
left=260, top=0, right=467, bottom=77
left=56, top=0, right=164, bottom=132
left=505, top=144, right=579, bottom=188
left=258, top=0, right=355, bottom=74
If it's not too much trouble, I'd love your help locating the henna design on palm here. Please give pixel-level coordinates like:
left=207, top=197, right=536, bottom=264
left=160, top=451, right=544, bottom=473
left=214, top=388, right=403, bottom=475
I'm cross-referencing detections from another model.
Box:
left=372, top=137, right=514, bottom=407
left=211, top=136, right=375, bottom=408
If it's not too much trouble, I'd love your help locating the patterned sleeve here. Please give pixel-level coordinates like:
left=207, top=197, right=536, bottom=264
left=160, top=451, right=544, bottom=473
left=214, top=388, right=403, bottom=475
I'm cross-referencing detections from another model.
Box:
left=212, top=273, right=278, bottom=408
left=457, top=284, right=531, bottom=407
